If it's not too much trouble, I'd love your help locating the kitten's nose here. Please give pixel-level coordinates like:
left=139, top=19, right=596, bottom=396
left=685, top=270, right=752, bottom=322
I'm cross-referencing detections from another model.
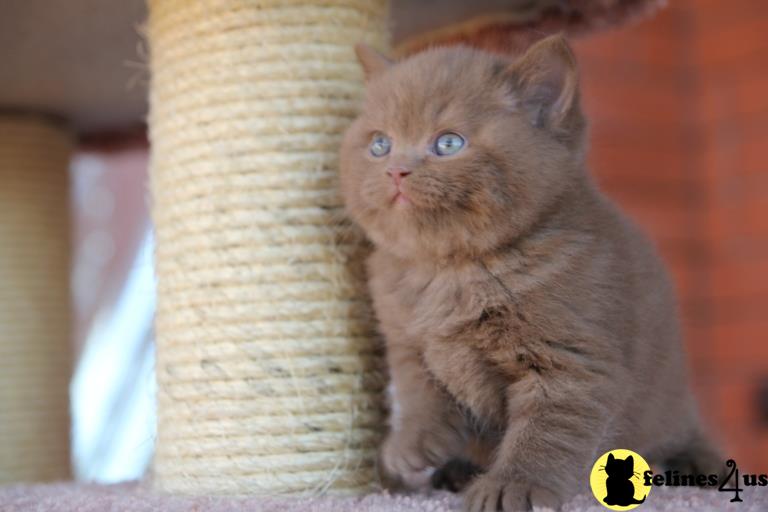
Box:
left=387, top=167, right=411, bottom=186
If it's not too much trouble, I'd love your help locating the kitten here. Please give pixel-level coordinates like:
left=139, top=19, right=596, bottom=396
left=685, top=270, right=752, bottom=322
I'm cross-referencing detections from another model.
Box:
left=340, top=35, right=723, bottom=511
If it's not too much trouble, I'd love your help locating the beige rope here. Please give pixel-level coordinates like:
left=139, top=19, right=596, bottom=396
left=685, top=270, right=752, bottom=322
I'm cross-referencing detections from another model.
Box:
left=148, top=0, right=389, bottom=496
left=0, top=115, right=73, bottom=483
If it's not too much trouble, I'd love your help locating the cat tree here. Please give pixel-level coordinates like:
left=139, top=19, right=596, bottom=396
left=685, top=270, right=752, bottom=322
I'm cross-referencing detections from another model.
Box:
left=0, top=116, right=73, bottom=484
left=147, top=0, right=389, bottom=495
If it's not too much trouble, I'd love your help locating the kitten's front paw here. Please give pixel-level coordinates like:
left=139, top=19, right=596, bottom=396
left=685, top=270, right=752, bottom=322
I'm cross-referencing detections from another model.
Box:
left=381, top=425, right=462, bottom=489
left=463, top=474, right=562, bottom=512
left=381, top=430, right=432, bottom=488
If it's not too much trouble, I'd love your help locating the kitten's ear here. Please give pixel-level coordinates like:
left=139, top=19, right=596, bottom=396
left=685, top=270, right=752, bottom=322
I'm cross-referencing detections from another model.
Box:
left=626, top=456, right=634, bottom=465
left=507, top=34, right=578, bottom=129
left=608, top=453, right=615, bottom=462
left=355, top=43, right=392, bottom=80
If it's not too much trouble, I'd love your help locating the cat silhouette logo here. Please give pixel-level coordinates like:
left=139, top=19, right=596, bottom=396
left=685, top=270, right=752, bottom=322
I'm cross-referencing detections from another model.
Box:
left=590, top=449, right=652, bottom=510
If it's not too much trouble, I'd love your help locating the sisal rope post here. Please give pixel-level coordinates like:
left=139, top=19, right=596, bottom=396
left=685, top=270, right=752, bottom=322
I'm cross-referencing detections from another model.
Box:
left=148, top=0, right=390, bottom=495
left=0, top=115, right=73, bottom=483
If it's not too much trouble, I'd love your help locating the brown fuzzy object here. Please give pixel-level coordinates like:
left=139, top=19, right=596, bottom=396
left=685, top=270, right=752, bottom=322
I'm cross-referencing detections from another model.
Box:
left=394, top=0, right=666, bottom=56
left=340, top=36, right=722, bottom=511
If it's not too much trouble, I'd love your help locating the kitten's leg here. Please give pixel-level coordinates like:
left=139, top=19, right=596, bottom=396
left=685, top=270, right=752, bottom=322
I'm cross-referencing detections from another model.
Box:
left=463, top=368, right=612, bottom=512
left=381, top=341, right=468, bottom=488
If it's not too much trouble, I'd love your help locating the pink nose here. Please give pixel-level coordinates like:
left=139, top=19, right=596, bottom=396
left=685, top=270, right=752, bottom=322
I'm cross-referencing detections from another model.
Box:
left=387, top=167, right=412, bottom=186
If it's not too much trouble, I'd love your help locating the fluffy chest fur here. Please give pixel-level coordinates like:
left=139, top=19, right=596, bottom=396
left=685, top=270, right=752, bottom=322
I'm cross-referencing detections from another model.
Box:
left=366, top=244, right=590, bottom=425
left=368, top=254, right=484, bottom=343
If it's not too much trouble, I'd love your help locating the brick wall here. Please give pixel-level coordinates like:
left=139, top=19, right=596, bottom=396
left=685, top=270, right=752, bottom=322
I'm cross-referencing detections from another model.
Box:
left=575, top=0, right=768, bottom=471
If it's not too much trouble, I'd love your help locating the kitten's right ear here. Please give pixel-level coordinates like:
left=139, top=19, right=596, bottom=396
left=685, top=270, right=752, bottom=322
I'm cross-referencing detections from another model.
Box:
left=507, top=34, right=578, bottom=130
left=355, top=43, right=392, bottom=80
left=607, top=453, right=615, bottom=462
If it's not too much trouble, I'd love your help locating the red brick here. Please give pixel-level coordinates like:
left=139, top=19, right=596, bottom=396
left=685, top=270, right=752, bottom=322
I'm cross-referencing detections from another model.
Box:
left=710, top=378, right=758, bottom=434
left=709, top=260, right=768, bottom=299
left=575, top=15, right=684, bottom=70
left=709, top=199, right=768, bottom=245
left=668, top=266, right=704, bottom=308
left=695, top=18, right=768, bottom=66
left=590, top=142, right=695, bottom=187
left=623, top=203, right=702, bottom=243
left=683, top=325, right=714, bottom=370
left=656, top=238, right=710, bottom=270
left=718, top=426, right=768, bottom=473
left=582, top=82, right=691, bottom=126
left=733, top=135, right=768, bottom=178
left=708, top=295, right=768, bottom=326
left=590, top=118, right=694, bottom=147
left=687, top=0, right=768, bottom=30
left=706, top=320, right=768, bottom=368
left=701, top=128, right=768, bottom=190
left=698, top=70, right=768, bottom=124
left=680, top=298, right=714, bottom=329
left=710, top=239, right=768, bottom=263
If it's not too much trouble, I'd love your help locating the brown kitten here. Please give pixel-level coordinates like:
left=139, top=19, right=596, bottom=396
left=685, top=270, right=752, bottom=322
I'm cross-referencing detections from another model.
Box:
left=340, top=36, right=723, bottom=511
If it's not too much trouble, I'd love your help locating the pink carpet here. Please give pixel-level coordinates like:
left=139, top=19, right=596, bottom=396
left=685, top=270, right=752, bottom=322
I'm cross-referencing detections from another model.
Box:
left=1, top=482, right=767, bottom=511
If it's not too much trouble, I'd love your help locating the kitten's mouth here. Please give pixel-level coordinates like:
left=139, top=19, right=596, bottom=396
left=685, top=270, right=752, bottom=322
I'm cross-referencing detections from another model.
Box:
left=391, top=190, right=410, bottom=206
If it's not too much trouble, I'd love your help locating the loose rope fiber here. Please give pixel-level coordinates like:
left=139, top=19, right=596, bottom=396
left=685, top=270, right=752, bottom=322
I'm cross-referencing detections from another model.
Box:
left=148, top=0, right=389, bottom=496
left=0, top=115, right=73, bottom=483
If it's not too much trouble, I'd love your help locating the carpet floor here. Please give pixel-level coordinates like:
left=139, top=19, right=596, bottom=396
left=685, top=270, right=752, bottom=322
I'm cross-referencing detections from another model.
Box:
left=1, top=481, right=767, bottom=511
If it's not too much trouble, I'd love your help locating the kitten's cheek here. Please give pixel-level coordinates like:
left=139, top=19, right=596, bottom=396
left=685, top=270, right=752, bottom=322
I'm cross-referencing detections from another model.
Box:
left=359, top=178, right=378, bottom=200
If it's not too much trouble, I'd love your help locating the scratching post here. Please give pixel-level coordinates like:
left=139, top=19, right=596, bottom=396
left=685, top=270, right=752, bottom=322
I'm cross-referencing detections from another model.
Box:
left=148, top=0, right=389, bottom=495
left=0, top=115, right=73, bottom=483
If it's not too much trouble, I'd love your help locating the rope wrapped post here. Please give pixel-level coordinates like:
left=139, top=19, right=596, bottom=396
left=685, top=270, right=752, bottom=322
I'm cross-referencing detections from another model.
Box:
left=148, top=0, right=390, bottom=495
left=0, top=115, right=73, bottom=483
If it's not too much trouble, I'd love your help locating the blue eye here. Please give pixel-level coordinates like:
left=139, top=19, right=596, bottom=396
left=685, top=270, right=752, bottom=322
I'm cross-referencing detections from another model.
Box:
left=434, top=132, right=465, bottom=156
left=369, top=133, right=391, bottom=157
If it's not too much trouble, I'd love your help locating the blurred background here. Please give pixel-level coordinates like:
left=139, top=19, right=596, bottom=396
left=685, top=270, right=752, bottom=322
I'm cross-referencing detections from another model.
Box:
left=0, top=0, right=766, bottom=485
left=576, top=0, right=768, bottom=471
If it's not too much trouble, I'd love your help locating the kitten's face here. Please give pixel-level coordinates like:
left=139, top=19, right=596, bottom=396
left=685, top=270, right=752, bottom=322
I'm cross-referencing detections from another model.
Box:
left=340, top=36, right=585, bottom=261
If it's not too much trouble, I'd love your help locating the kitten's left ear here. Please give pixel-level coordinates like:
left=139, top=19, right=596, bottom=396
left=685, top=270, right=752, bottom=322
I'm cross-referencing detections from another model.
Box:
left=354, top=43, right=393, bottom=80
left=508, top=34, right=578, bottom=130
